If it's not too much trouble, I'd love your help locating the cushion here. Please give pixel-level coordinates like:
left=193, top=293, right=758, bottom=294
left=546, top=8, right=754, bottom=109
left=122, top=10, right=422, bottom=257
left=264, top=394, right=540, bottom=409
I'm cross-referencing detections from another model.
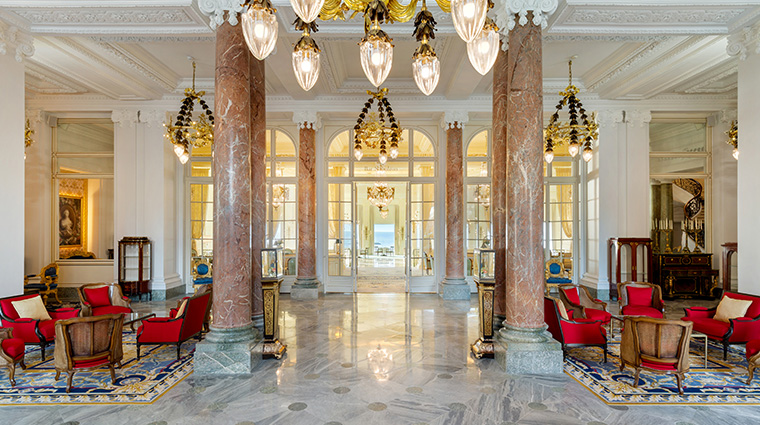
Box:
left=11, top=296, right=51, bottom=321
left=555, top=298, right=569, bottom=320
left=747, top=339, right=760, bottom=360
left=724, top=293, right=760, bottom=318
left=682, top=317, right=731, bottom=338
left=197, top=263, right=209, bottom=275
left=84, top=286, right=111, bottom=307
left=714, top=297, right=753, bottom=323
left=621, top=306, right=663, bottom=318
left=549, top=263, right=562, bottom=275
left=641, top=359, right=678, bottom=371
left=584, top=308, right=611, bottom=325
left=627, top=286, right=653, bottom=307
left=562, top=288, right=580, bottom=305
left=547, top=277, right=572, bottom=284
left=91, top=306, right=132, bottom=316
left=1, top=338, right=25, bottom=359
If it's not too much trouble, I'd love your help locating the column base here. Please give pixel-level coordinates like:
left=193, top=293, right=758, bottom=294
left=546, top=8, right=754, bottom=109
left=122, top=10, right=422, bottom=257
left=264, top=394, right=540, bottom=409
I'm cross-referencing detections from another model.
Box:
left=494, top=323, right=563, bottom=374
left=194, top=323, right=262, bottom=376
left=291, top=277, right=320, bottom=300
left=440, top=278, right=471, bottom=300
left=252, top=313, right=263, bottom=329
left=493, top=314, right=506, bottom=332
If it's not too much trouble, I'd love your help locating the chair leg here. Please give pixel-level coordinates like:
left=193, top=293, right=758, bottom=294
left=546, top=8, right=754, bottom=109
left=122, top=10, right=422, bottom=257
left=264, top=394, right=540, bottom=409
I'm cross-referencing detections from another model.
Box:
left=177, top=343, right=181, bottom=360
left=603, top=345, right=607, bottom=363
left=40, top=342, right=47, bottom=361
left=724, top=342, right=729, bottom=360
left=55, top=370, right=61, bottom=380
left=675, top=373, right=684, bottom=395
left=136, top=344, right=141, bottom=360
left=633, top=368, right=641, bottom=388
left=109, top=364, right=116, bottom=384
left=20, top=359, right=26, bottom=370
left=8, top=364, right=16, bottom=387
left=748, top=364, right=755, bottom=385
left=53, top=290, right=61, bottom=305
left=66, top=372, right=74, bottom=393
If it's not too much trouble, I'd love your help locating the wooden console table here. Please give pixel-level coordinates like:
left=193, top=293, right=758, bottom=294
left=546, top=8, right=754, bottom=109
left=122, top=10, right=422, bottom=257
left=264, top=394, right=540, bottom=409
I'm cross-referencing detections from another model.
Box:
left=653, top=252, right=719, bottom=299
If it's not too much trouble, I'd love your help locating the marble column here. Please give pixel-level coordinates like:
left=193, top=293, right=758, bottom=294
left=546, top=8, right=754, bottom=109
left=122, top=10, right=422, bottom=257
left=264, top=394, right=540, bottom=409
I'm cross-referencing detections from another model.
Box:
left=250, top=54, right=266, bottom=326
left=495, top=12, right=562, bottom=374
left=441, top=112, right=470, bottom=300
left=195, top=20, right=261, bottom=375
left=292, top=111, right=320, bottom=300
left=492, top=45, right=508, bottom=324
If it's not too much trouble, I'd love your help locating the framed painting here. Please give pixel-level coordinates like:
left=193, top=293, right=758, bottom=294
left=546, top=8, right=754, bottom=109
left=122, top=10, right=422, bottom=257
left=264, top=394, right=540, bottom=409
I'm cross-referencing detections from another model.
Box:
left=59, top=194, right=85, bottom=248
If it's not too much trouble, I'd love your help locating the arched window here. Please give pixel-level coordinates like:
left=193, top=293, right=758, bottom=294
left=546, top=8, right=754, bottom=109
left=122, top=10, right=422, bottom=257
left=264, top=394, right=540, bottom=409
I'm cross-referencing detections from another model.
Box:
left=265, top=129, right=297, bottom=275
left=465, top=129, right=491, bottom=276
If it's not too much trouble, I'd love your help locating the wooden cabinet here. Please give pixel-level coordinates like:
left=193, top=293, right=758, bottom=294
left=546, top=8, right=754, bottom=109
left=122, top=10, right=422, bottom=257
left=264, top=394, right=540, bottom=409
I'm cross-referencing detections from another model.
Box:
left=608, top=238, right=653, bottom=300
left=653, top=253, right=719, bottom=299
left=118, top=237, right=152, bottom=301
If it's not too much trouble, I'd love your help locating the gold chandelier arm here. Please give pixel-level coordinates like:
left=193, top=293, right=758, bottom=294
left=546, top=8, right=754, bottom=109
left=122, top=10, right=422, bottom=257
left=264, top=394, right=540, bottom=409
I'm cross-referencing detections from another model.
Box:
left=319, top=0, right=351, bottom=20
left=343, top=0, right=369, bottom=13
left=433, top=0, right=450, bottom=13
left=387, top=0, right=419, bottom=23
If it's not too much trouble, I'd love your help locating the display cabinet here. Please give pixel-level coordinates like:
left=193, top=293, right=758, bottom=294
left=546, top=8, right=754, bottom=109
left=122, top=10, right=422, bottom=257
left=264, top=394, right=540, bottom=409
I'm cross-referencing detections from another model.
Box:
left=471, top=249, right=495, bottom=359
left=261, top=248, right=283, bottom=281
left=118, top=237, right=152, bottom=301
left=260, top=248, right=286, bottom=359
left=476, top=249, right=495, bottom=283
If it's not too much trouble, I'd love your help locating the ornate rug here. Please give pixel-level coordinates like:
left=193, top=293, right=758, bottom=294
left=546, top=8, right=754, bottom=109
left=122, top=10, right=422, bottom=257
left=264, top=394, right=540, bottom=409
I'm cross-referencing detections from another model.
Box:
left=565, top=337, right=760, bottom=404
left=0, top=331, right=195, bottom=405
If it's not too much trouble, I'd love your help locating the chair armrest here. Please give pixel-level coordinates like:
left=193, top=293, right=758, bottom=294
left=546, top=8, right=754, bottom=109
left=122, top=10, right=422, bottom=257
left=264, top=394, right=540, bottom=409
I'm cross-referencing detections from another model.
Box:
left=683, top=306, right=716, bottom=318
left=0, top=327, right=13, bottom=340
left=49, top=308, right=80, bottom=320
left=144, top=317, right=180, bottom=323
left=728, top=316, right=760, bottom=342
left=138, top=317, right=183, bottom=341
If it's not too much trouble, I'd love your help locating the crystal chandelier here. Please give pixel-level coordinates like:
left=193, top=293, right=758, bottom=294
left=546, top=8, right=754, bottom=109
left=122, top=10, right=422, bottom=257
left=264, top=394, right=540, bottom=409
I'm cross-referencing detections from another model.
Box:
left=412, top=1, right=440, bottom=96
left=474, top=162, right=490, bottom=208
left=292, top=19, right=321, bottom=91
left=354, top=88, right=402, bottom=164
left=272, top=184, right=289, bottom=208
left=544, top=60, right=598, bottom=164
left=290, top=0, right=325, bottom=23
left=359, top=1, right=394, bottom=88
left=241, top=0, right=279, bottom=60
left=164, top=60, right=215, bottom=165
left=726, top=120, right=738, bottom=160
left=24, top=119, right=34, bottom=160
left=367, top=182, right=395, bottom=213
left=450, top=0, right=488, bottom=43
left=466, top=16, right=498, bottom=75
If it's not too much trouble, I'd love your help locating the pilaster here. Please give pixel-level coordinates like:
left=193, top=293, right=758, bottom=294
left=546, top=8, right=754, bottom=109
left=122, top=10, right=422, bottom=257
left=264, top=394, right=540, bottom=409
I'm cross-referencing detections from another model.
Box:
left=112, top=109, right=141, bottom=281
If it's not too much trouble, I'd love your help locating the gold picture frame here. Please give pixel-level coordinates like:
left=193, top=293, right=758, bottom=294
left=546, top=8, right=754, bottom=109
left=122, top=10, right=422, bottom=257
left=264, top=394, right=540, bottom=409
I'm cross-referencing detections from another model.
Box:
left=59, top=188, right=87, bottom=251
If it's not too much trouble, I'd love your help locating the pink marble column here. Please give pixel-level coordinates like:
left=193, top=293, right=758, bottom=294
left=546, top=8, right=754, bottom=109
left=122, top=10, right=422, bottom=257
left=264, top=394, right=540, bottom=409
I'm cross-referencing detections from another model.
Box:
left=292, top=121, right=320, bottom=300
left=492, top=46, right=508, bottom=321
left=250, top=55, right=266, bottom=322
left=442, top=122, right=469, bottom=300
left=503, top=18, right=545, bottom=331
left=211, top=21, right=252, bottom=330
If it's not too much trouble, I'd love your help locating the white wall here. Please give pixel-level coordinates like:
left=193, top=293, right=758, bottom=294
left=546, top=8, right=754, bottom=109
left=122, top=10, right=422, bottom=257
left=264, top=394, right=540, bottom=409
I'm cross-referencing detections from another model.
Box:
left=709, top=114, right=738, bottom=289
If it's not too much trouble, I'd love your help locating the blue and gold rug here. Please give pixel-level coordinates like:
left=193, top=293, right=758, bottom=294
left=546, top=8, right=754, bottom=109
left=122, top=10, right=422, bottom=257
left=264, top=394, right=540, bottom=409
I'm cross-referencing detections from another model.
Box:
left=0, top=331, right=195, bottom=405
left=565, top=338, right=760, bottom=404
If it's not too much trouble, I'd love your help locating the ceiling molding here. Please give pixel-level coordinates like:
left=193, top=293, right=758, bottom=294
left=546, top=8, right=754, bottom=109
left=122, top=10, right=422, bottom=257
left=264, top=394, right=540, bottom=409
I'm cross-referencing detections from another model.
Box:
left=680, top=61, right=738, bottom=94
left=94, top=42, right=177, bottom=92
left=24, top=60, right=88, bottom=94
left=88, top=35, right=215, bottom=43
left=586, top=40, right=668, bottom=92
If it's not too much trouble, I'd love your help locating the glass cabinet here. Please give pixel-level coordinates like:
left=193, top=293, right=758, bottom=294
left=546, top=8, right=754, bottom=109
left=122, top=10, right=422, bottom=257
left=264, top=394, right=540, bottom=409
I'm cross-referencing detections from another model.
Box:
left=118, top=236, right=152, bottom=300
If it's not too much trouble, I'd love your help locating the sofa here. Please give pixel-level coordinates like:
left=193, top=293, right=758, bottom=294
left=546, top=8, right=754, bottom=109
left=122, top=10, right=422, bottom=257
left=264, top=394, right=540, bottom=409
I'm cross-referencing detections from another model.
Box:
left=0, top=294, right=80, bottom=360
left=682, top=292, right=760, bottom=359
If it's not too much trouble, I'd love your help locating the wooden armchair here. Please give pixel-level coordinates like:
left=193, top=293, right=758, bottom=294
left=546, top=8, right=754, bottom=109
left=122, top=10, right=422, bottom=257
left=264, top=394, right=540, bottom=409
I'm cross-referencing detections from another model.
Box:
left=77, top=283, right=132, bottom=316
left=544, top=297, right=607, bottom=362
left=53, top=314, right=124, bottom=393
left=0, top=327, right=26, bottom=386
left=619, top=316, right=693, bottom=395
left=617, top=282, right=665, bottom=318
left=558, top=284, right=611, bottom=325
left=24, top=263, right=61, bottom=306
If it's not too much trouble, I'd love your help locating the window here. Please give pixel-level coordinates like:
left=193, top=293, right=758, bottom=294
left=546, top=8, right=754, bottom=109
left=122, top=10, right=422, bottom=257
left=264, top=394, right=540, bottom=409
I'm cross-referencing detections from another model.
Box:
left=465, top=130, right=491, bottom=276
left=265, top=129, right=298, bottom=275
left=544, top=146, right=579, bottom=278
left=53, top=119, right=114, bottom=260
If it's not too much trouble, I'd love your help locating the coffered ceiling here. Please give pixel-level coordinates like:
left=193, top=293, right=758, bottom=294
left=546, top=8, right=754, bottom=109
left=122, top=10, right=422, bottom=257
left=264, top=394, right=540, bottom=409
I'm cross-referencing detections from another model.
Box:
left=3, top=0, right=758, bottom=103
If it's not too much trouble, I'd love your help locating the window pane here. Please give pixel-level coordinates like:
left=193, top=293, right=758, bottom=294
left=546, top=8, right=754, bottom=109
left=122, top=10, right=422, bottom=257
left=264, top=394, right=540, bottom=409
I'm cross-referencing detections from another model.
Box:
left=649, top=122, right=706, bottom=152
left=275, top=130, right=296, bottom=157
left=649, top=157, right=706, bottom=174
left=328, top=130, right=350, bottom=157
left=275, top=161, right=296, bottom=177
left=413, top=130, right=435, bottom=157
left=467, top=130, right=488, bottom=157
left=328, top=161, right=349, bottom=177
left=354, top=161, right=408, bottom=177
left=56, top=121, right=114, bottom=152
left=58, top=157, right=114, bottom=175
left=191, top=161, right=212, bottom=177
left=467, top=161, right=489, bottom=177
left=413, top=162, right=435, bottom=177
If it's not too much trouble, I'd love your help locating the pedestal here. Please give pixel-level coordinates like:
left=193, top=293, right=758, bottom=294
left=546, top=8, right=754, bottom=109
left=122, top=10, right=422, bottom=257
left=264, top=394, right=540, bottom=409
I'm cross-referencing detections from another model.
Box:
left=471, top=279, right=495, bottom=358
left=495, top=324, right=563, bottom=374
left=262, top=278, right=287, bottom=359
left=441, top=278, right=470, bottom=300
left=291, top=278, right=320, bottom=300
left=194, top=324, right=262, bottom=375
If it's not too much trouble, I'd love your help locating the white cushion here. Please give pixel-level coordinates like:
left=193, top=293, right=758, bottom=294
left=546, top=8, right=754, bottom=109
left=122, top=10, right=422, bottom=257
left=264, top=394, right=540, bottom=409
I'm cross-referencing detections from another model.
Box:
left=11, top=296, right=52, bottom=321
left=714, top=297, right=753, bottom=323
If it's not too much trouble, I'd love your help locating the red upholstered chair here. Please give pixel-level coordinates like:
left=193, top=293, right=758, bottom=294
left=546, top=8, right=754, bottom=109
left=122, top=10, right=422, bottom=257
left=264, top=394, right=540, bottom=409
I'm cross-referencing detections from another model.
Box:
left=77, top=283, right=132, bottom=317
left=0, top=294, right=80, bottom=361
left=558, top=284, right=611, bottom=325
left=0, top=328, right=26, bottom=386
left=170, top=285, right=212, bottom=333
left=682, top=292, right=760, bottom=360
left=619, top=316, right=692, bottom=395
left=617, top=282, right=665, bottom=318
left=544, top=296, right=608, bottom=362
left=746, top=339, right=760, bottom=384
left=137, top=290, right=211, bottom=360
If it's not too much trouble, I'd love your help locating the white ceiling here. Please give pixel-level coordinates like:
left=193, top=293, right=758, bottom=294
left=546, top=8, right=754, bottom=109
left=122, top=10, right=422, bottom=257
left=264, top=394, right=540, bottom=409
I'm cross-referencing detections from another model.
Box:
left=3, top=0, right=759, bottom=102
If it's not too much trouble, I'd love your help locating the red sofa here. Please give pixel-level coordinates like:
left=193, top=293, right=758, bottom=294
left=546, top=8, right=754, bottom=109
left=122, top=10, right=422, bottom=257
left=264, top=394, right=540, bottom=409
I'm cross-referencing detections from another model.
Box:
left=682, top=292, right=760, bottom=359
left=0, top=294, right=80, bottom=360
left=545, top=296, right=608, bottom=362
left=137, top=290, right=210, bottom=360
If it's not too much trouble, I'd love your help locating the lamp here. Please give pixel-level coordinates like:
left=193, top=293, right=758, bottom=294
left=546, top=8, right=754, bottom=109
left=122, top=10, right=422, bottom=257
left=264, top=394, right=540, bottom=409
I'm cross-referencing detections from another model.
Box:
left=354, top=88, right=402, bottom=164
left=359, top=0, right=394, bottom=87
left=24, top=119, right=34, bottom=160
left=367, top=182, right=395, bottom=213
left=241, top=0, right=278, bottom=61
left=164, top=60, right=215, bottom=165
left=289, top=0, right=325, bottom=23
left=292, top=19, right=321, bottom=91
left=467, top=17, right=498, bottom=75
left=412, top=1, right=440, bottom=96
left=544, top=59, right=598, bottom=164
left=726, top=120, right=738, bottom=160
left=450, top=0, right=488, bottom=43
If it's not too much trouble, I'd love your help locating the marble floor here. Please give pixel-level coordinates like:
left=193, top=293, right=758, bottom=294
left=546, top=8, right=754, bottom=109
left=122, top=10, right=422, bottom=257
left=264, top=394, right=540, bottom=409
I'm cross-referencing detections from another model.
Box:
left=3, top=293, right=757, bottom=425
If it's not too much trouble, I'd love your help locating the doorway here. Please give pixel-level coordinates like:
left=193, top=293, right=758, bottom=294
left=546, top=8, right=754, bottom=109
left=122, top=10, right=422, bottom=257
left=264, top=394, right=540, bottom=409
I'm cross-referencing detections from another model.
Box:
left=356, top=182, right=408, bottom=293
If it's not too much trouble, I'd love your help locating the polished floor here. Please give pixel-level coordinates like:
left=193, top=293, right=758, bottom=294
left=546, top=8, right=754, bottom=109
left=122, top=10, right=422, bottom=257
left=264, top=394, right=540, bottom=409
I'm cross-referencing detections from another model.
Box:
left=3, top=293, right=757, bottom=425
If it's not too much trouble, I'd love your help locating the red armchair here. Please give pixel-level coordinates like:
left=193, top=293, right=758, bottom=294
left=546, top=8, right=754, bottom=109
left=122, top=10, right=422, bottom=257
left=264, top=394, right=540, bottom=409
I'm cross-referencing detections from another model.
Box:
left=682, top=292, right=760, bottom=360
left=170, top=285, right=212, bottom=333
left=137, top=290, right=211, bottom=360
left=558, top=284, right=612, bottom=325
left=0, top=327, right=26, bottom=386
left=617, top=282, right=665, bottom=318
left=77, top=283, right=132, bottom=316
left=0, top=294, right=80, bottom=361
left=545, top=296, right=608, bottom=362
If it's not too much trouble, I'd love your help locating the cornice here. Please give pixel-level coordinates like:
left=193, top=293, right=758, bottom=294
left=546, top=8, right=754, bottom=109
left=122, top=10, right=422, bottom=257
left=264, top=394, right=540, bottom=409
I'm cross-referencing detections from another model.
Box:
left=95, top=42, right=177, bottom=92
left=24, top=60, right=88, bottom=94
left=586, top=40, right=666, bottom=92
left=0, top=20, right=34, bottom=62
left=727, top=21, right=760, bottom=60
left=682, top=60, right=738, bottom=94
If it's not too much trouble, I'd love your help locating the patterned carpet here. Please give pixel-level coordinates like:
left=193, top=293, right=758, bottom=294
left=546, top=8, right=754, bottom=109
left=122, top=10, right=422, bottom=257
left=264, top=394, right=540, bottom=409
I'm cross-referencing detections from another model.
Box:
left=564, top=336, right=760, bottom=404
left=0, top=331, right=195, bottom=405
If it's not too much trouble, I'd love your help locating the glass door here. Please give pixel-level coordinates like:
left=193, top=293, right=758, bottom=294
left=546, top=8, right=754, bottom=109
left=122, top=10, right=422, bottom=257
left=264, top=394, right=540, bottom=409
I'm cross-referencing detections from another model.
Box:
left=356, top=182, right=408, bottom=293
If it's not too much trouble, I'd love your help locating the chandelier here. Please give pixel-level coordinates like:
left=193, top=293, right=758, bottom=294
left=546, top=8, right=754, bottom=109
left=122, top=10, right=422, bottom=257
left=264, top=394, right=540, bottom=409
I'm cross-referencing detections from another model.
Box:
left=237, top=0, right=492, bottom=93
left=24, top=119, right=34, bottom=160
left=473, top=162, right=489, bottom=208
left=165, top=60, right=215, bottom=165
left=544, top=60, right=598, bottom=164
left=354, top=88, right=402, bottom=164
left=367, top=182, right=395, bottom=213
left=726, top=120, right=738, bottom=160
left=272, top=184, right=289, bottom=208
